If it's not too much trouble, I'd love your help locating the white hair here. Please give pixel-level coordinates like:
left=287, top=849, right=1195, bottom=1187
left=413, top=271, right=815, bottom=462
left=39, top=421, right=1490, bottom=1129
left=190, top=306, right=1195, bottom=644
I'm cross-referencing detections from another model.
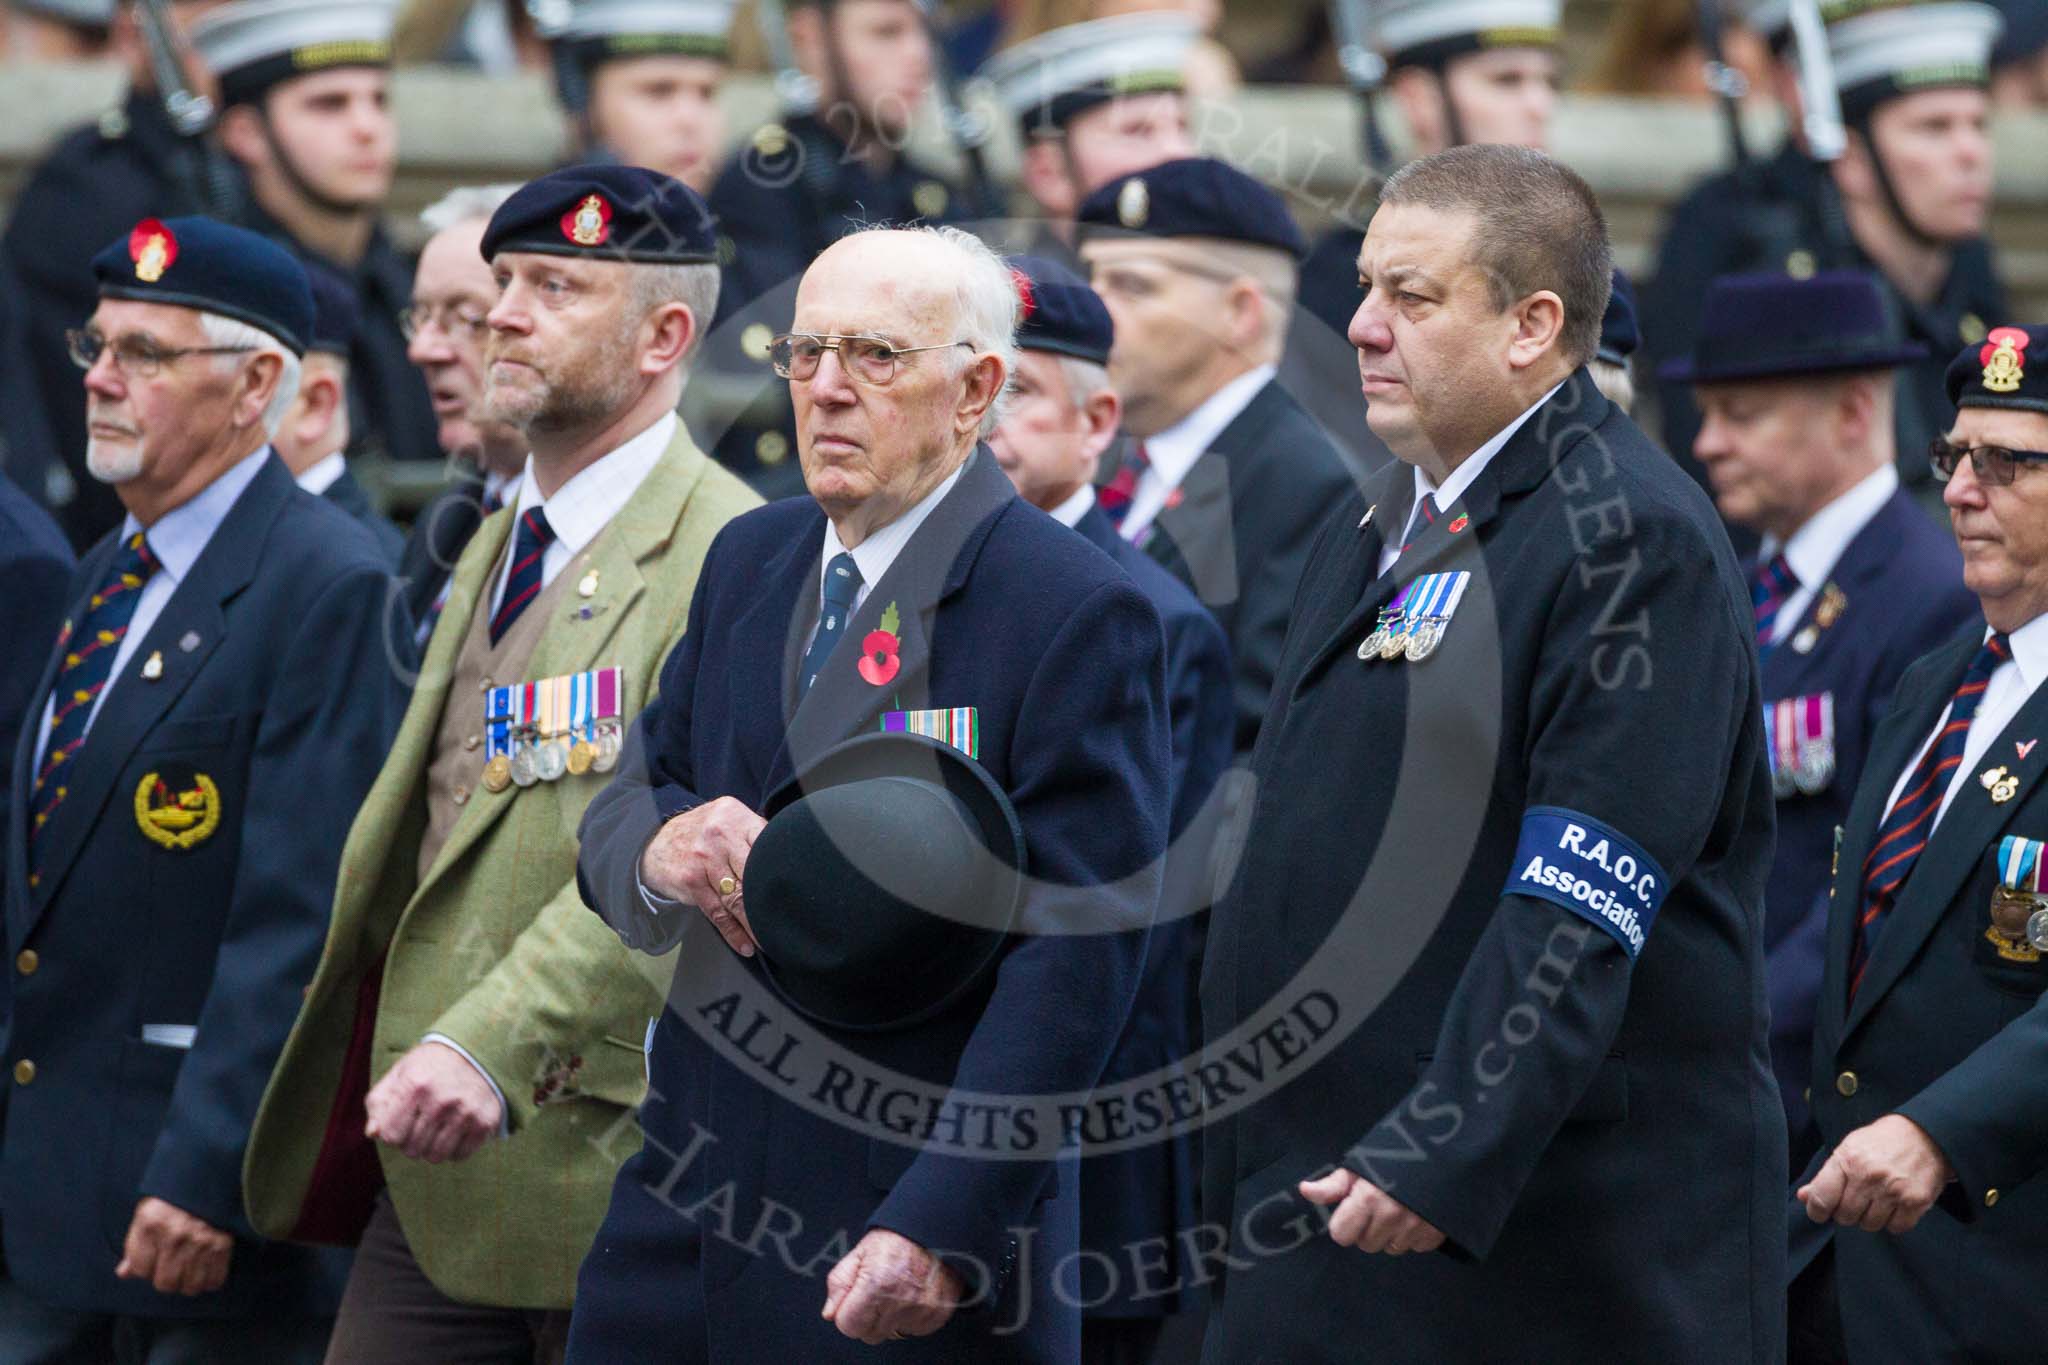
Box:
left=847, top=224, right=1021, bottom=440
left=199, top=311, right=302, bottom=437
left=419, top=183, right=522, bottom=235
left=1056, top=355, right=1113, bottom=413
left=1590, top=358, right=1635, bottom=415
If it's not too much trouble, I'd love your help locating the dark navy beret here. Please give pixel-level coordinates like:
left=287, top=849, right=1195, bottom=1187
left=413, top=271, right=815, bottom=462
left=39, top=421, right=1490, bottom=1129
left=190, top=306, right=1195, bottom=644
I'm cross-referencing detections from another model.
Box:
left=480, top=165, right=718, bottom=265
left=1596, top=268, right=1639, bottom=367
left=304, top=264, right=360, bottom=357
left=1077, top=157, right=1307, bottom=260
left=1008, top=255, right=1114, bottom=366
left=1658, top=269, right=1925, bottom=385
left=1946, top=324, right=2048, bottom=416
left=91, top=216, right=314, bottom=355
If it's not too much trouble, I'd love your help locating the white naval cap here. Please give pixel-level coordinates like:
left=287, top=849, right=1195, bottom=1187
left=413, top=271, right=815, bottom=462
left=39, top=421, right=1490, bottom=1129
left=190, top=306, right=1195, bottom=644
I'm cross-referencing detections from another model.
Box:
left=1825, top=0, right=2004, bottom=118
left=538, top=0, right=740, bottom=62
left=189, top=0, right=396, bottom=106
left=978, top=13, right=1199, bottom=136
left=1371, top=0, right=1563, bottom=67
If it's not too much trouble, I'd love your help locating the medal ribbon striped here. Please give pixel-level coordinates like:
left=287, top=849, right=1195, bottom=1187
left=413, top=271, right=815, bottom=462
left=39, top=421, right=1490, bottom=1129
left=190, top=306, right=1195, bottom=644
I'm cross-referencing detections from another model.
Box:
left=1999, top=835, right=2044, bottom=895
left=485, top=685, right=513, bottom=762
left=881, top=707, right=980, bottom=759
left=570, top=670, right=593, bottom=745
left=596, top=666, right=621, bottom=723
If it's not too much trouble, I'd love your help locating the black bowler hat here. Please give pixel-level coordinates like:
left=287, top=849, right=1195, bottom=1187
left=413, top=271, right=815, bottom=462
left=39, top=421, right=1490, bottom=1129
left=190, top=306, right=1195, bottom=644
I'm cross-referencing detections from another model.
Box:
left=1077, top=157, right=1307, bottom=260
left=1658, top=269, right=1927, bottom=385
left=747, top=732, right=1026, bottom=1033
left=1946, top=324, right=2048, bottom=416
left=480, top=165, right=718, bottom=265
left=304, top=264, right=359, bottom=358
left=1597, top=267, right=1640, bottom=368
left=91, top=216, right=314, bottom=356
left=1009, top=255, right=1114, bottom=366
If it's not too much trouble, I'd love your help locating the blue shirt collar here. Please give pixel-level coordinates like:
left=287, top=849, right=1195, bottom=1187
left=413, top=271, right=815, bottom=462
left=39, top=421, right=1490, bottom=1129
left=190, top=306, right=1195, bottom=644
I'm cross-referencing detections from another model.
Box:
left=120, top=446, right=274, bottom=586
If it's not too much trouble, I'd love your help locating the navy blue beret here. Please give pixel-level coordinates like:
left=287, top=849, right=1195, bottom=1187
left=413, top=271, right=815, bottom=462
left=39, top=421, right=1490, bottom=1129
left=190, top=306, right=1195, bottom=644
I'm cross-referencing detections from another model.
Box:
left=1946, top=324, right=2048, bottom=416
left=1077, top=157, right=1306, bottom=260
left=1008, top=255, right=1113, bottom=366
left=1596, top=268, right=1639, bottom=367
left=91, top=216, right=314, bottom=355
left=1658, top=269, right=1925, bottom=384
left=481, top=165, right=717, bottom=265
left=304, top=264, right=360, bottom=357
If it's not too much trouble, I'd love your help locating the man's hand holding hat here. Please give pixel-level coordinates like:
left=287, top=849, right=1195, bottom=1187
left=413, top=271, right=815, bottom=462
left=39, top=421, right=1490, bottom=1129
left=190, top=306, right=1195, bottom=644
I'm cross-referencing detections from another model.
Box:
left=641, top=797, right=766, bottom=957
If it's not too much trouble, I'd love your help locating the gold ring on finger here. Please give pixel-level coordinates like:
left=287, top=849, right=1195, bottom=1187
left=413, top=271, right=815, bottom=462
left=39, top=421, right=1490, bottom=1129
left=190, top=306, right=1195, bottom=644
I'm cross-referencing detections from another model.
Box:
left=718, top=874, right=738, bottom=897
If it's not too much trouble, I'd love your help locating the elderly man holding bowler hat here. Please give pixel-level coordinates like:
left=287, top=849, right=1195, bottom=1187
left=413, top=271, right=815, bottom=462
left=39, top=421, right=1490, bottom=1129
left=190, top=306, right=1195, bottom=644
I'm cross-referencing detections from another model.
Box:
left=569, top=224, right=1171, bottom=1362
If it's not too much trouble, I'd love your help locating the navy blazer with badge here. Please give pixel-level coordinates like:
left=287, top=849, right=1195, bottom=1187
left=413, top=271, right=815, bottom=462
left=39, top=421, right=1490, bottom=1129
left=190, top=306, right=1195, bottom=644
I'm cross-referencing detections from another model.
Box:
left=0, top=454, right=410, bottom=1319
left=1136, top=377, right=1353, bottom=753
left=1072, top=497, right=1232, bottom=1320
left=1755, top=489, right=1979, bottom=1151
left=570, top=448, right=1170, bottom=1363
left=1799, top=621, right=2048, bottom=1363
left=1199, top=372, right=1786, bottom=1362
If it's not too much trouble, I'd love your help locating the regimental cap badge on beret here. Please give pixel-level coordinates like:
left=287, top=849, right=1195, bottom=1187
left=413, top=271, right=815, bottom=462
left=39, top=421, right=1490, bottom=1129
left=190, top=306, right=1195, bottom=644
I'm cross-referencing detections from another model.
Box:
left=1117, top=177, right=1149, bottom=229
left=563, top=193, right=613, bottom=247
left=129, top=218, right=178, bottom=283
left=1983, top=327, right=2029, bottom=394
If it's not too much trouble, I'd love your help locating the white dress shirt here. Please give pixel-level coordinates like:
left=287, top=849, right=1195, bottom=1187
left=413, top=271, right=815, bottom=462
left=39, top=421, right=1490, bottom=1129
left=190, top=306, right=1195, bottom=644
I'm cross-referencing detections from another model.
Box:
left=293, top=451, right=348, bottom=497
left=1119, top=365, right=1276, bottom=542
left=488, top=411, right=675, bottom=616
left=1756, top=464, right=1899, bottom=644
left=31, top=447, right=271, bottom=775
left=1049, top=484, right=1095, bottom=530
left=1882, top=614, right=2048, bottom=832
left=1376, top=382, right=1564, bottom=578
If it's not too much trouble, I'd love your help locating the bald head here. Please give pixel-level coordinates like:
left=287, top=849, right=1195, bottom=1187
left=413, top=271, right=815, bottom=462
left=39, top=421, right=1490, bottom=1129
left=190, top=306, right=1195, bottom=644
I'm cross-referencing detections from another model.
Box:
left=787, top=227, right=1017, bottom=548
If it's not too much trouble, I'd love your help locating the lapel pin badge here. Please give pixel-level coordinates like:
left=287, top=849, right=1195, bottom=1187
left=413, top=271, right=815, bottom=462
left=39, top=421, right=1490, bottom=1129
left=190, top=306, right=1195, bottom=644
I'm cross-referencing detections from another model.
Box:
left=178, top=631, right=200, bottom=653
left=1447, top=515, right=1469, bottom=535
left=578, top=569, right=599, bottom=599
left=1358, top=503, right=1376, bottom=531
left=2020, top=739, right=2038, bottom=761
left=140, top=650, right=164, bottom=681
left=1791, top=625, right=1820, bottom=655
left=1982, top=765, right=2020, bottom=804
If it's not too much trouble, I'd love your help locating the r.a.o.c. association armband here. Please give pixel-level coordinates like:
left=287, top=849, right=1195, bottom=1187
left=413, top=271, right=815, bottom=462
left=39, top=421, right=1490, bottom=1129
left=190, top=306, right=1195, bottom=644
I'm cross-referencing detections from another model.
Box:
left=1505, top=806, right=1669, bottom=959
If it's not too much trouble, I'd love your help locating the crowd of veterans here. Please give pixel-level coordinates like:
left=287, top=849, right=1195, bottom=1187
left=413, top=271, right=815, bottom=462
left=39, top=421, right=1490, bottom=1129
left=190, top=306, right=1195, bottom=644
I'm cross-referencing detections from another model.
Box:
left=0, top=0, right=2046, bottom=1361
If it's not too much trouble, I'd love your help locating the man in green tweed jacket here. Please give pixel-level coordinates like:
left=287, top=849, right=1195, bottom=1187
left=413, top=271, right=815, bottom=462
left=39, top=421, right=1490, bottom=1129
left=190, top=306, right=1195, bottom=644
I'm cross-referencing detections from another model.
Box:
left=242, top=166, right=759, bottom=1363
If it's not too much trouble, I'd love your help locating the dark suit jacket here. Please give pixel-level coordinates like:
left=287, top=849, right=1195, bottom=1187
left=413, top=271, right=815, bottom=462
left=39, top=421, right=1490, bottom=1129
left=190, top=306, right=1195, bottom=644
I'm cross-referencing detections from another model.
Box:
left=1799, top=621, right=2048, bottom=1363
left=319, top=463, right=404, bottom=568
left=0, top=455, right=410, bottom=1318
left=0, top=473, right=73, bottom=909
left=1072, top=500, right=1232, bottom=1318
left=1199, top=373, right=1786, bottom=1362
left=569, top=449, right=1171, bottom=1363
left=1754, top=489, right=1978, bottom=1152
left=1136, top=377, right=1353, bottom=754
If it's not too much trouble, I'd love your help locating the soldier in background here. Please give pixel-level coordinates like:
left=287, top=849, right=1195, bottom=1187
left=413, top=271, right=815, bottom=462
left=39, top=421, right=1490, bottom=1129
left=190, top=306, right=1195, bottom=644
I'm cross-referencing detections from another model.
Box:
left=539, top=0, right=738, bottom=194
left=192, top=0, right=442, bottom=466
left=977, top=12, right=1197, bottom=267
left=699, top=0, right=963, bottom=495
left=1646, top=0, right=2008, bottom=519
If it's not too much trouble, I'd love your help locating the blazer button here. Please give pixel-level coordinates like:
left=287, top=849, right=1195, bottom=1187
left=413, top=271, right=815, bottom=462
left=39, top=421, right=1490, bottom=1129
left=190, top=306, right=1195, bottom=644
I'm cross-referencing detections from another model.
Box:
left=453, top=786, right=470, bottom=806
left=15, top=950, right=37, bottom=976
left=1836, top=1071, right=1859, bottom=1097
left=1986, top=1189, right=2001, bottom=1207
left=12, top=1060, right=35, bottom=1085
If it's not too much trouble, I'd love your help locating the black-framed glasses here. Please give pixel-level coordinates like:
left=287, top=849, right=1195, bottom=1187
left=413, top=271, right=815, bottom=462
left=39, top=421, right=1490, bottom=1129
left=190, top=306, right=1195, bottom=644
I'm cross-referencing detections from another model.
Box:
left=66, top=328, right=253, bottom=378
left=769, top=333, right=972, bottom=386
left=399, top=300, right=491, bottom=343
left=1931, top=438, right=2048, bottom=487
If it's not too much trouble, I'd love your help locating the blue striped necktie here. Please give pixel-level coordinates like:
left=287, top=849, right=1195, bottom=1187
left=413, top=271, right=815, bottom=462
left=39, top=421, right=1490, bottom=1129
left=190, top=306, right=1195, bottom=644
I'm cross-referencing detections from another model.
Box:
left=1850, top=632, right=2011, bottom=997
left=1751, top=553, right=1797, bottom=645
left=28, top=531, right=159, bottom=888
left=490, top=506, right=556, bottom=644
left=800, top=552, right=863, bottom=697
